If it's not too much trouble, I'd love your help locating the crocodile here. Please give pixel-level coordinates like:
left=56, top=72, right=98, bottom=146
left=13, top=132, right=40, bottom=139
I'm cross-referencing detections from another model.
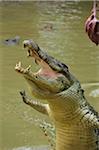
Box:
left=15, top=39, right=99, bottom=150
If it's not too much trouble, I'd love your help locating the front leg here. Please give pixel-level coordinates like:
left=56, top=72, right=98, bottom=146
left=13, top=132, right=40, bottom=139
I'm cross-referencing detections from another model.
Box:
left=20, top=90, right=49, bottom=116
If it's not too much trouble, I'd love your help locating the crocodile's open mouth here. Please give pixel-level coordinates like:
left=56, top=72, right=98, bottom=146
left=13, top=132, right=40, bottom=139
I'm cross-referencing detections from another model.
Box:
left=23, top=40, right=70, bottom=80
left=15, top=40, right=72, bottom=98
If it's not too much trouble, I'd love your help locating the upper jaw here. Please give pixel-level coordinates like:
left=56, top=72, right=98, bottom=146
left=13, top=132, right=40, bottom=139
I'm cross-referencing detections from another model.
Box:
left=23, top=40, right=69, bottom=74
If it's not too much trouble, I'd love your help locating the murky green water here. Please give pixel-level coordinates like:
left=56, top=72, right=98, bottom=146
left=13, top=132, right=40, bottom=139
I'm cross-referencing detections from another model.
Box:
left=0, top=1, right=99, bottom=150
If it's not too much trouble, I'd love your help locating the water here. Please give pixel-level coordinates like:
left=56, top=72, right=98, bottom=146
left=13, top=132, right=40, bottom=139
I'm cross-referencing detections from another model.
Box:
left=0, top=1, right=99, bottom=150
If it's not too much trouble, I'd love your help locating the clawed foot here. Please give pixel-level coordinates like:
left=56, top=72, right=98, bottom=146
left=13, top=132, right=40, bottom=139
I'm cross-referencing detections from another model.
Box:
left=15, top=62, right=31, bottom=74
left=20, top=90, right=29, bottom=104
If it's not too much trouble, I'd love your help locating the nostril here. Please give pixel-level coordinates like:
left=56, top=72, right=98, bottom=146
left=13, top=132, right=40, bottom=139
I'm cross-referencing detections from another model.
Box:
left=24, top=44, right=27, bottom=48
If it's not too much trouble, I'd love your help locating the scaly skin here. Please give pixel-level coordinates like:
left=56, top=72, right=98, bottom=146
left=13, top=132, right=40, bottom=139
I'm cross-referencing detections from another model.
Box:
left=15, top=40, right=99, bottom=150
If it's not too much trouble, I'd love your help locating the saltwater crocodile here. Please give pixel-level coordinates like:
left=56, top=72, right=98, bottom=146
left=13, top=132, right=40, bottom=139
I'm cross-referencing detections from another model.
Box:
left=15, top=40, right=99, bottom=150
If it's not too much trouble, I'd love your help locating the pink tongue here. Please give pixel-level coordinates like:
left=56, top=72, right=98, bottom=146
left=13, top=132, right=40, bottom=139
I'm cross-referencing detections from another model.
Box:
left=38, top=68, right=59, bottom=78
